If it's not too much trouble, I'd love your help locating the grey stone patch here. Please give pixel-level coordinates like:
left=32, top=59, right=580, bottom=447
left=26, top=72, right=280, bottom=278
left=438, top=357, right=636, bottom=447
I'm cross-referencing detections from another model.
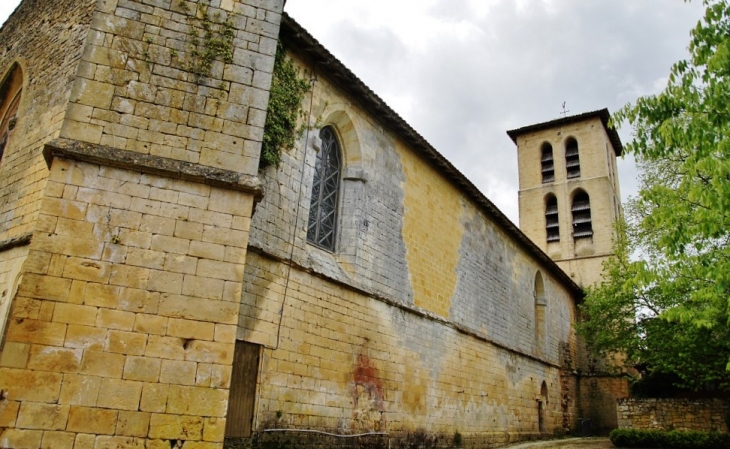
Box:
left=248, top=119, right=413, bottom=307
left=450, top=203, right=526, bottom=350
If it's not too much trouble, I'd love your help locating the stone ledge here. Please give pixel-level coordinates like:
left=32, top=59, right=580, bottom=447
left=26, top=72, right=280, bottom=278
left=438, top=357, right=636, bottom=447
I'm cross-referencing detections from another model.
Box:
left=43, top=138, right=264, bottom=201
left=0, top=232, right=32, bottom=252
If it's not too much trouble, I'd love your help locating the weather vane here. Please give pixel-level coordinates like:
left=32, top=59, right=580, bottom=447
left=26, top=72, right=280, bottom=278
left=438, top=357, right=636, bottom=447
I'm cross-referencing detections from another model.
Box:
left=560, top=101, right=570, bottom=117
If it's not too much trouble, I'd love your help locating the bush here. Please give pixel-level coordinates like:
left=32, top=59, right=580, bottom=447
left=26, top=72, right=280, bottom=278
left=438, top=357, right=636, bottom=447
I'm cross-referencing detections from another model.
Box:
left=609, top=428, right=730, bottom=449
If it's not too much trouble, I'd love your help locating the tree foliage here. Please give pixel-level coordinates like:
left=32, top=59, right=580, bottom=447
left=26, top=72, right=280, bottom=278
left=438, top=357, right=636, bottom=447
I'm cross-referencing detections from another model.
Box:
left=578, top=0, right=730, bottom=390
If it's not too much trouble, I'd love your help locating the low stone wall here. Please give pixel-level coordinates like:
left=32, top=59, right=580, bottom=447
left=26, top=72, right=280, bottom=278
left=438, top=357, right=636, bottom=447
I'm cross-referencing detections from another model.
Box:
left=617, top=398, right=729, bottom=432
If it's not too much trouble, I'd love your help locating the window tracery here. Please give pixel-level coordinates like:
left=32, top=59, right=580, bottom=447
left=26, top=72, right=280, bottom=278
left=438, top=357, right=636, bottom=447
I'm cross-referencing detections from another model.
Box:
left=307, top=126, right=341, bottom=251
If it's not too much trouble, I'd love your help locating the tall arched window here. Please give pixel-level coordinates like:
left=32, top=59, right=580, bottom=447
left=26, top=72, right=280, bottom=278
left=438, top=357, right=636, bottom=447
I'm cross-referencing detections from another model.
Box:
left=534, top=271, right=547, bottom=354
left=571, top=190, right=593, bottom=239
left=0, top=64, right=23, bottom=162
left=545, top=195, right=559, bottom=242
left=541, top=142, right=554, bottom=183
left=565, top=137, right=580, bottom=178
left=307, top=126, right=341, bottom=251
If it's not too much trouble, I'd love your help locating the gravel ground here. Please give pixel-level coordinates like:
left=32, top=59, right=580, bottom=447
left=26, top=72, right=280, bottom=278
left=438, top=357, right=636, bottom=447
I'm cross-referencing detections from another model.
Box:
left=499, top=437, right=615, bottom=449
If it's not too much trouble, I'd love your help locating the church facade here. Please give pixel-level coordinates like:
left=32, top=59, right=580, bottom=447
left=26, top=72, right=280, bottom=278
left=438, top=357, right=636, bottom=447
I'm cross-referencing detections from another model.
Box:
left=0, top=1, right=624, bottom=448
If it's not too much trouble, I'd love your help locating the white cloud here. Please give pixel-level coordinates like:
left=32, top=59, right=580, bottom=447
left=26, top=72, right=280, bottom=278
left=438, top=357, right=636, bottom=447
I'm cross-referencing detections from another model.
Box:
left=0, top=0, right=706, bottom=224
left=286, top=0, right=705, bottom=222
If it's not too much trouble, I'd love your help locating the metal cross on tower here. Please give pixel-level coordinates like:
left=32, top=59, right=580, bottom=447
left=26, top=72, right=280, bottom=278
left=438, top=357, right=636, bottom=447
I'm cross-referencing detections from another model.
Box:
left=560, top=101, right=570, bottom=117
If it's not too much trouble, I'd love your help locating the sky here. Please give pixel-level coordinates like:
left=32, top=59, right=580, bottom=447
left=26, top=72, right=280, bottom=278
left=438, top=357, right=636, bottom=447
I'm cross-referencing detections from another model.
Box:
left=0, top=0, right=707, bottom=224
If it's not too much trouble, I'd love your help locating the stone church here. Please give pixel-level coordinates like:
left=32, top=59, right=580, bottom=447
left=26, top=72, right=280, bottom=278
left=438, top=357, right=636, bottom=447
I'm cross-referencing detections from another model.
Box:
left=0, top=0, right=626, bottom=447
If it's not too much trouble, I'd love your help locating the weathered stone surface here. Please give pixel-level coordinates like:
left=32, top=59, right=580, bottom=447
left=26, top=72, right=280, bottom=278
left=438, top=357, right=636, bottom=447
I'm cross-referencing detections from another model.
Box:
left=617, top=398, right=730, bottom=432
left=44, top=138, right=264, bottom=199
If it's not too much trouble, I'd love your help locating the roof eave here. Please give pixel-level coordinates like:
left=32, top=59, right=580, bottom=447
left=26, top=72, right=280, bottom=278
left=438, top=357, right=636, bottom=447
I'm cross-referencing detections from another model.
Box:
left=506, top=108, right=624, bottom=157
left=279, top=13, right=586, bottom=301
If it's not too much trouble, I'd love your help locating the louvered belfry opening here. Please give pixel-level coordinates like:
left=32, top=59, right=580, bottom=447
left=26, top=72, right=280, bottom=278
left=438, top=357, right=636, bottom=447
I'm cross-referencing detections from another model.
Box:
left=541, top=142, right=554, bottom=183
left=307, top=126, right=341, bottom=251
left=565, top=137, right=580, bottom=178
left=571, top=191, right=593, bottom=239
left=545, top=195, right=559, bottom=242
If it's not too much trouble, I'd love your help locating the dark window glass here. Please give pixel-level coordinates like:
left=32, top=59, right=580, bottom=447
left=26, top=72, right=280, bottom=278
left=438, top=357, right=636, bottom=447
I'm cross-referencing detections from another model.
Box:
left=307, top=126, right=341, bottom=251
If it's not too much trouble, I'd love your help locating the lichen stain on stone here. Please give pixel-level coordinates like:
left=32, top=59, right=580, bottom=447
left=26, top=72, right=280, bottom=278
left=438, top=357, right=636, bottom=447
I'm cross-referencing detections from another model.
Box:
left=351, top=352, right=385, bottom=431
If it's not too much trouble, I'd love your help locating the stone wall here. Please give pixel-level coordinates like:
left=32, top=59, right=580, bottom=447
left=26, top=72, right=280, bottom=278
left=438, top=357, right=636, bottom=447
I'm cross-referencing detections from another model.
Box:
left=60, top=0, right=279, bottom=177
left=514, top=116, right=621, bottom=288
left=244, top=48, right=579, bottom=365
left=243, top=253, right=568, bottom=444
left=0, top=0, right=96, bottom=238
left=617, top=398, right=730, bottom=433
left=0, top=153, right=262, bottom=448
left=0, top=0, right=283, bottom=447
left=577, top=376, right=630, bottom=434
left=235, top=35, right=584, bottom=445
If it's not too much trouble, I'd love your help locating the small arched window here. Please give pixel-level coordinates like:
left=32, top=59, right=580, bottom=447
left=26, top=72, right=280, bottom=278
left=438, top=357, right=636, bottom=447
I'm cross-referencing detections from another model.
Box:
left=545, top=195, right=559, bottom=242
left=565, top=137, right=580, bottom=178
left=540, top=142, right=554, bottom=183
left=0, top=64, right=23, bottom=163
left=571, top=190, right=593, bottom=239
left=538, top=381, right=548, bottom=433
left=307, top=126, right=342, bottom=251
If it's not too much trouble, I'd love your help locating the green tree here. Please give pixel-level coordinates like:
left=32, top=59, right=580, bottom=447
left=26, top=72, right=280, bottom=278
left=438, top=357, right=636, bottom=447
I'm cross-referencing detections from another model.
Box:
left=579, top=0, right=730, bottom=390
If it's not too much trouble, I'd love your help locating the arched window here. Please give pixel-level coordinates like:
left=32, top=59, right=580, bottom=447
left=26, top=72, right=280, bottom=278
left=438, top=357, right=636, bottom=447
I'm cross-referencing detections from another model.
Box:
left=540, top=142, right=554, bottom=183
left=571, top=190, right=593, bottom=239
left=534, top=271, right=546, bottom=354
left=307, top=126, right=341, bottom=251
left=565, top=137, right=580, bottom=178
left=538, top=381, right=548, bottom=433
left=0, top=64, right=23, bottom=162
left=545, top=195, right=559, bottom=242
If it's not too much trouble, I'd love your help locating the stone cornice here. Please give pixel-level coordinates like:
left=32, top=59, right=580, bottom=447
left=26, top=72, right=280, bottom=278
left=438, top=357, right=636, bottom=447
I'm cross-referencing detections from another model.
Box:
left=43, top=138, right=264, bottom=201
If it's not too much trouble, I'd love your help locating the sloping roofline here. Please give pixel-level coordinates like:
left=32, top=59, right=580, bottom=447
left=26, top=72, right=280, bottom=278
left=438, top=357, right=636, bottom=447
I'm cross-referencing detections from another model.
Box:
left=279, top=13, right=585, bottom=299
left=506, top=108, right=623, bottom=156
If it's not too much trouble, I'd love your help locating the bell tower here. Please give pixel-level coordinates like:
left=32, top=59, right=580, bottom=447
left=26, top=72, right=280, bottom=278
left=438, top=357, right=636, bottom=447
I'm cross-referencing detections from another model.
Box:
left=507, top=109, right=623, bottom=287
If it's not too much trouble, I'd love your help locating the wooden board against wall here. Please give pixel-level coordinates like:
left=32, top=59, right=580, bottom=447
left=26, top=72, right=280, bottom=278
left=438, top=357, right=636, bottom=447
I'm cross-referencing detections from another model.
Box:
left=225, top=341, right=261, bottom=437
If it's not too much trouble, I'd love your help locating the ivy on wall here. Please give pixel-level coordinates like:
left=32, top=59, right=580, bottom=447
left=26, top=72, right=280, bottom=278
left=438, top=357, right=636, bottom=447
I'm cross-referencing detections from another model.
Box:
left=260, top=42, right=311, bottom=169
left=177, top=0, right=235, bottom=82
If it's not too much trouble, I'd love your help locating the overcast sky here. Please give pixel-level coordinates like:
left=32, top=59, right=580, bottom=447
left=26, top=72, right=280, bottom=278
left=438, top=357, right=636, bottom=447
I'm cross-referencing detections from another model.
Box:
left=0, top=1, right=706, bottom=224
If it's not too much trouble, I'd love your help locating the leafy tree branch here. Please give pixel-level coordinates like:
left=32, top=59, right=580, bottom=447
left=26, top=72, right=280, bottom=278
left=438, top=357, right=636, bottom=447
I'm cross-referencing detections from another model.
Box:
left=579, top=0, right=730, bottom=391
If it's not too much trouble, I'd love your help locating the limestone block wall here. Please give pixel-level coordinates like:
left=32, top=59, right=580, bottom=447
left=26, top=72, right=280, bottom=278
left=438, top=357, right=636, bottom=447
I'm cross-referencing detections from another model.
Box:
left=617, top=398, right=730, bottom=433
left=0, top=0, right=97, bottom=239
left=515, top=118, right=621, bottom=288
left=0, top=157, right=256, bottom=448
left=239, top=42, right=583, bottom=443
left=245, top=49, right=578, bottom=364
left=60, top=0, right=281, bottom=177
left=0, top=0, right=284, bottom=447
left=247, top=253, right=567, bottom=444
left=578, top=376, right=630, bottom=433
left=0, top=243, right=29, bottom=351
